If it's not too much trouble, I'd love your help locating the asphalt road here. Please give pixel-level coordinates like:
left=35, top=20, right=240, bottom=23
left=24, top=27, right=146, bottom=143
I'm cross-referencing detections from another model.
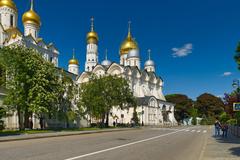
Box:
left=0, top=126, right=209, bottom=160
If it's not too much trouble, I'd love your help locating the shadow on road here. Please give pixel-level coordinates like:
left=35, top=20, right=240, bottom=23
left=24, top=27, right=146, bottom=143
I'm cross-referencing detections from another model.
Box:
left=212, top=132, right=240, bottom=157
left=229, top=147, right=240, bottom=157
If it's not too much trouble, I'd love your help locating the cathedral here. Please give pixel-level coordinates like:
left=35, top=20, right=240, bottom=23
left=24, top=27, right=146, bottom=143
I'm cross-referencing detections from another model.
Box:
left=0, top=0, right=177, bottom=129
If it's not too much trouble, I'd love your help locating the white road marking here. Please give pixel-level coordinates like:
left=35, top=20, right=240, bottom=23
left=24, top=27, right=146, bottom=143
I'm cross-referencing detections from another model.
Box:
left=191, top=130, right=196, bottom=132
left=185, top=129, right=190, bottom=132
left=197, top=130, right=201, bottom=133
left=64, top=127, right=194, bottom=160
left=151, top=128, right=179, bottom=131
left=203, top=130, right=207, bottom=133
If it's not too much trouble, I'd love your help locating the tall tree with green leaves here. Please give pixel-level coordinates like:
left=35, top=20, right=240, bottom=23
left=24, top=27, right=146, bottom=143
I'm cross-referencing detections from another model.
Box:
left=195, top=93, right=224, bottom=119
left=78, top=75, right=136, bottom=127
left=165, top=94, right=193, bottom=122
left=0, top=46, right=62, bottom=130
left=56, top=71, right=76, bottom=128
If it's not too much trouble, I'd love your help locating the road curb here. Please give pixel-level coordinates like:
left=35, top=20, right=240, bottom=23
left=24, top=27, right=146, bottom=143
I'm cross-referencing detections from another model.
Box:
left=0, top=128, right=141, bottom=143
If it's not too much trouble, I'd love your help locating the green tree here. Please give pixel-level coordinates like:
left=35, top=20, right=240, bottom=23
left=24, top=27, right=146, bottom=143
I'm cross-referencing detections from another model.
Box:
left=78, top=75, right=136, bottom=127
left=0, top=105, right=5, bottom=130
left=165, top=94, right=193, bottom=122
left=0, top=46, right=62, bottom=130
left=56, top=71, right=76, bottom=128
left=0, top=63, right=5, bottom=87
left=195, top=93, right=224, bottom=120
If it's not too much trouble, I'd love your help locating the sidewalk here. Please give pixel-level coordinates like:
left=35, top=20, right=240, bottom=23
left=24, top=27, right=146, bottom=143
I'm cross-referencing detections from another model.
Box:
left=202, top=127, right=240, bottom=160
left=0, top=128, right=139, bottom=142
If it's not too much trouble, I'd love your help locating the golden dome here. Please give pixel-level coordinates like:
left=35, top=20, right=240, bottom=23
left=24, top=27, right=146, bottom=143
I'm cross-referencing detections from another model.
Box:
left=69, top=59, right=79, bottom=65
left=120, top=21, right=139, bottom=56
left=22, top=0, right=41, bottom=26
left=69, top=49, right=79, bottom=65
left=120, top=35, right=138, bottom=56
left=86, top=31, right=98, bottom=44
left=0, top=0, right=17, bottom=11
left=86, top=17, right=98, bottom=44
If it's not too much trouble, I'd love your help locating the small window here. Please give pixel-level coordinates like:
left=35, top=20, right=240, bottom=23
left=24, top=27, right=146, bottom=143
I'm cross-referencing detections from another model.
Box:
left=10, top=15, right=13, bottom=27
left=92, top=66, right=94, bottom=70
left=87, top=66, right=90, bottom=71
left=92, top=59, right=94, bottom=61
left=50, top=57, right=53, bottom=62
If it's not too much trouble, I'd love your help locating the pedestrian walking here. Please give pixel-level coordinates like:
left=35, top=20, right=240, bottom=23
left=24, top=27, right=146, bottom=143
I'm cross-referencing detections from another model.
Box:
left=221, top=123, right=228, bottom=138
left=214, top=119, right=221, bottom=137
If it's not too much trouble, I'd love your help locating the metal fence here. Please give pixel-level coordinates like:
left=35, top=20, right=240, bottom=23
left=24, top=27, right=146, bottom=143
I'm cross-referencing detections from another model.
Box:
left=229, top=125, right=240, bottom=137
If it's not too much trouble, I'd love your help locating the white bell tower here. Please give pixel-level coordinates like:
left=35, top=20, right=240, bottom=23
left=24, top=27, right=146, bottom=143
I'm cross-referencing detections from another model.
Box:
left=85, top=17, right=98, bottom=72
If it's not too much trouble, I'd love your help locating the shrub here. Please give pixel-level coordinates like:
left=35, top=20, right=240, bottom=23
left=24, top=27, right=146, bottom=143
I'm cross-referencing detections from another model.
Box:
left=219, top=112, right=230, bottom=123
left=227, top=119, right=237, bottom=125
left=200, top=117, right=215, bottom=125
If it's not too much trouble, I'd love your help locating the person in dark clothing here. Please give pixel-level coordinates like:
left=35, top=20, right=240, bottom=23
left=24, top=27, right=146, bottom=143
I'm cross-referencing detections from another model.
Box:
left=222, top=123, right=228, bottom=138
left=214, top=119, right=221, bottom=136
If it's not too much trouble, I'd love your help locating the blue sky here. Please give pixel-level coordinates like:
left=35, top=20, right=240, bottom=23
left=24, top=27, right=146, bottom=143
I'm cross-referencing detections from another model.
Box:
left=14, top=0, right=240, bottom=99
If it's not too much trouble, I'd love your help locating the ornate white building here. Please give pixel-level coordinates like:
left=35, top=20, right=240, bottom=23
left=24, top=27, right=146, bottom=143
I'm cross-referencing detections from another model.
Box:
left=0, top=0, right=59, bottom=67
left=71, top=20, right=177, bottom=126
left=0, top=0, right=177, bottom=129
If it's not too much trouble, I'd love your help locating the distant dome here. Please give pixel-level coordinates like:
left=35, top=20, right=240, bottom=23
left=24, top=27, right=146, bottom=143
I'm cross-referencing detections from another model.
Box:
left=101, top=59, right=112, bottom=66
left=120, top=22, right=139, bottom=56
left=22, top=0, right=41, bottom=26
left=127, top=49, right=140, bottom=59
left=69, top=58, right=79, bottom=65
left=144, top=60, right=155, bottom=67
left=86, top=17, right=98, bottom=44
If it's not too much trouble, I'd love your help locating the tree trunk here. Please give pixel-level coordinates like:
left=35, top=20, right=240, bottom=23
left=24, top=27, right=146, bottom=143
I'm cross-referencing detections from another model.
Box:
left=24, top=109, right=30, bottom=129
left=105, top=111, right=109, bottom=127
left=101, top=114, right=105, bottom=128
left=17, top=106, right=24, bottom=131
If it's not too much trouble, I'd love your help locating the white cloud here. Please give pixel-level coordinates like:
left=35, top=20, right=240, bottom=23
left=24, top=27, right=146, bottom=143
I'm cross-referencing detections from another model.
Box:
left=222, top=72, right=232, bottom=77
left=172, top=43, right=193, bottom=58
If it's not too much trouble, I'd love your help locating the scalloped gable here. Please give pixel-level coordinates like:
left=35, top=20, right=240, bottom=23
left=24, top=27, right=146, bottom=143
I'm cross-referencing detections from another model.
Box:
left=48, top=43, right=59, bottom=54
left=37, top=38, right=48, bottom=49
left=107, top=62, right=124, bottom=75
left=25, top=34, right=37, bottom=44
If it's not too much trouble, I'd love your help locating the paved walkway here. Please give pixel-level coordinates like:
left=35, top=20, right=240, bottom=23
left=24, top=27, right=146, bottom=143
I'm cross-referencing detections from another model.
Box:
left=202, top=127, right=240, bottom=160
left=0, top=128, right=138, bottom=142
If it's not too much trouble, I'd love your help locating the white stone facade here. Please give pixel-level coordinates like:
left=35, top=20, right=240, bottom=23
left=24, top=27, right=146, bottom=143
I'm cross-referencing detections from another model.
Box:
left=0, top=1, right=177, bottom=129
left=0, top=0, right=59, bottom=67
left=77, top=62, right=177, bottom=126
